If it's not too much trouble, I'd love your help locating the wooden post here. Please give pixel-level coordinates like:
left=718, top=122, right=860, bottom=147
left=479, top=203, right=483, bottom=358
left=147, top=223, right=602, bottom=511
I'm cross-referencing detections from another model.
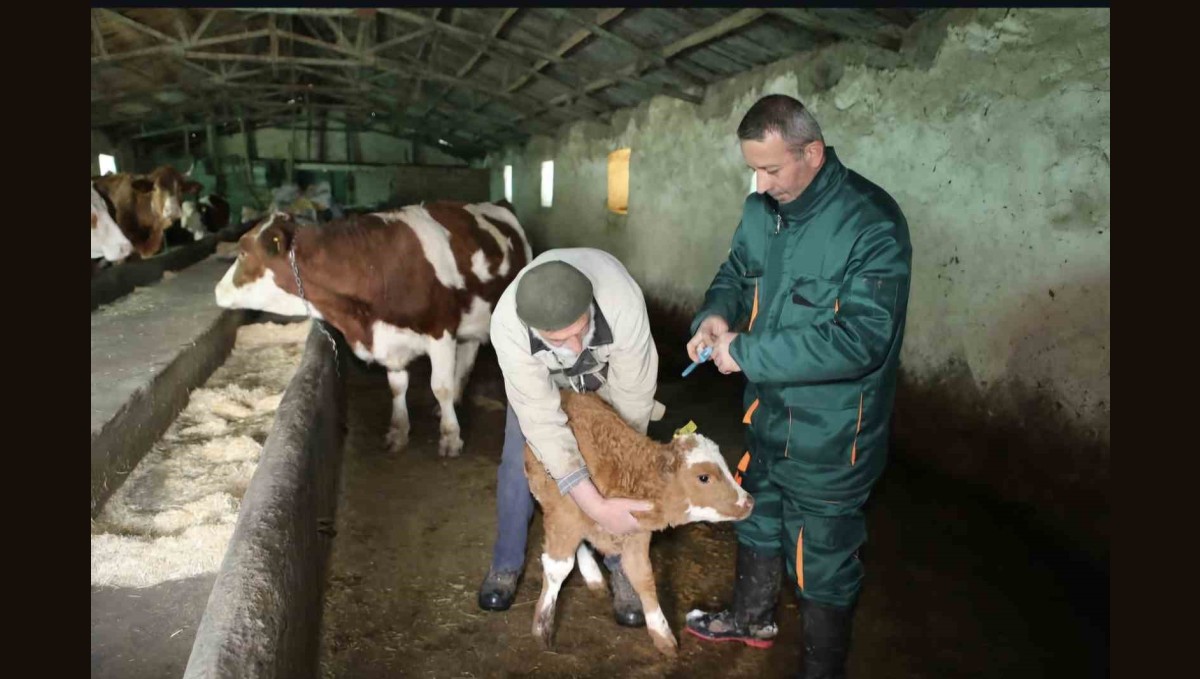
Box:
left=206, top=121, right=223, bottom=195
left=238, top=112, right=263, bottom=208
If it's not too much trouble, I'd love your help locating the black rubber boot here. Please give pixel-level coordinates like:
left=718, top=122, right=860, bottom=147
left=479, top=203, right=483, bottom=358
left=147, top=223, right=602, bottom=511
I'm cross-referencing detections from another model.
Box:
left=796, top=599, right=855, bottom=679
left=685, top=544, right=782, bottom=648
left=605, top=556, right=646, bottom=628
left=477, top=567, right=521, bottom=612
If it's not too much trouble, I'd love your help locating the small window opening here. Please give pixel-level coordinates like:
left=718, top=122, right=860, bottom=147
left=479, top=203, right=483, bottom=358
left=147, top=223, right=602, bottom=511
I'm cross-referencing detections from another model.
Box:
left=608, top=148, right=631, bottom=214
left=99, top=154, right=117, bottom=176
left=540, top=160, right=554, bottom=208
left=504, top=165, right=513, bottom=203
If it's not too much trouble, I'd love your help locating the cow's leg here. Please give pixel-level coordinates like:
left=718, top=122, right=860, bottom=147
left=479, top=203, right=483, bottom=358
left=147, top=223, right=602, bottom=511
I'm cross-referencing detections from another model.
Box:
left=576, top=542, right=606, bottom=592
left=621, top=534, right=678, bottom=656
left=427, top=334, right=463, bottom=457
left=385, top=369, right=410, bottom=452
left=533, top=521, right=582, bottom=648
left=453, top=340, right=481, bottom=405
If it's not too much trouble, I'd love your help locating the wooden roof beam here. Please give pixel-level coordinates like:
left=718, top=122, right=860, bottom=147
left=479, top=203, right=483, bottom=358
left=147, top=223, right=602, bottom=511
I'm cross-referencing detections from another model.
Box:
left=766, top=8, right=903, bottom=51
left=516, top=9, right=766, bottom=125
left=545, top=8, right=705, bottom=88
left=96, top=8, right=180, bottom=45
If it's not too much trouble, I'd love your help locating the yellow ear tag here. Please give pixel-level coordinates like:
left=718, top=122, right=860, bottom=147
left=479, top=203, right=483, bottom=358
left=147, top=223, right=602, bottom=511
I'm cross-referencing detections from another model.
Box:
left=673, top=420, right=697, bottom=439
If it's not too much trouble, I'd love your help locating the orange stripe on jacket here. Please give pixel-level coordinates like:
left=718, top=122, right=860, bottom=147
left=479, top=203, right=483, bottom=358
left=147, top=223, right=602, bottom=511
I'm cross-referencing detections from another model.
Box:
left=796, top=527, right=805, bottom=590
left=851, top=392, right=864, bottom=465
left=743, top=399, right=759, bottom=425
left=749, top=280, right=760, bottom=331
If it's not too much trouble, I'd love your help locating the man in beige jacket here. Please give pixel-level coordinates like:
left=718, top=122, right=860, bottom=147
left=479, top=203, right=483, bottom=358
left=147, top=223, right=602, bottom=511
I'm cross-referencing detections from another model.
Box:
left=478, top=248, right=660, bottom=628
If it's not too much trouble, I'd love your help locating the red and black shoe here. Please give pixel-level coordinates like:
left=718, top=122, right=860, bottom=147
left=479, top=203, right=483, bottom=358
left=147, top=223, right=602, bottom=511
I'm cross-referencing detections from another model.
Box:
left=684, top=609, right=778, bottom=648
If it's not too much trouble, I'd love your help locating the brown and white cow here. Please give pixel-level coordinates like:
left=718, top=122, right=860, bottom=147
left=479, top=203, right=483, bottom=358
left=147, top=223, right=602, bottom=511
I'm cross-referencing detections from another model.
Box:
left=92, top=165, right=201, bottom=258
left=525, top=390, right=754, bottom=657
left=214, top=199, right=531, bottom=457
left=91, top=182, right=133, bottom=262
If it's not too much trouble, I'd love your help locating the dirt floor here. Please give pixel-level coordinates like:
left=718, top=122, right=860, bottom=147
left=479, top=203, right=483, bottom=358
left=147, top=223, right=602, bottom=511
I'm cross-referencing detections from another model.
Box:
left=319, top=344, right=1107, bottom=679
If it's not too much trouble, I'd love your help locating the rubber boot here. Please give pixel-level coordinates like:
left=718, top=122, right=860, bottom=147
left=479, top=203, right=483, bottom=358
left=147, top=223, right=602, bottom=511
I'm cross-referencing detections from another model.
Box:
left=685, top=544, right=782, bottom=648
left=796, top=599, right=855, bottom=679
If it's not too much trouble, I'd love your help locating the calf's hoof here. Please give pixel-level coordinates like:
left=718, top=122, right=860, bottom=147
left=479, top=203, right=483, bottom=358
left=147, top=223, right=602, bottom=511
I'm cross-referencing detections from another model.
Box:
left=438, top=433, right=463, bottom=457
left=384, top=427, right=409, bottom=452
left=652, top=631, right=679, bottom=657
left=533, top=614, right=556, bottom=649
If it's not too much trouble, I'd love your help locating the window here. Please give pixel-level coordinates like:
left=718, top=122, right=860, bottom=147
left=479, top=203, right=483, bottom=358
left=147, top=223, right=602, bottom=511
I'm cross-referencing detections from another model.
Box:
left=98, top=154, right=117, bottom=176
left=503, top=165, right=513, bottom=203
left=749, top=171, right=757, bottom=195
left=607, top=148, right=631, bottom=214
left=540, top=160, right=554, bottom=208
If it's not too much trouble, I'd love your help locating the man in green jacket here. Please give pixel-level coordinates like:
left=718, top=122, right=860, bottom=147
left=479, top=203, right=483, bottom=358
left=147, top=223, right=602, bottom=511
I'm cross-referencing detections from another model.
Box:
left=684, top=94, right=911, bottom=679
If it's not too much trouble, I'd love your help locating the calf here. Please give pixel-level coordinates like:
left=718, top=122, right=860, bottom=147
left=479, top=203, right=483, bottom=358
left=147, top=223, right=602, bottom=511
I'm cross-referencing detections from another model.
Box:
left=215, top=200, right=531, bottom=457
left=91, top=182, right=133, bottom=262
left=525, top=390, right=754, bottom=656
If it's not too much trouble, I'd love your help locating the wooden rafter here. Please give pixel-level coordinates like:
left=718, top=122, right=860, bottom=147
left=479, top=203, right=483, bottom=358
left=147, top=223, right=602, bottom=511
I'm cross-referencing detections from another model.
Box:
left=767, top=8, right=903, bottom=51
left=191, top=10, right=218, bottom=43
left=517, top=8, right=765, bottom=125
left=97, top=8, right=179, bottom=45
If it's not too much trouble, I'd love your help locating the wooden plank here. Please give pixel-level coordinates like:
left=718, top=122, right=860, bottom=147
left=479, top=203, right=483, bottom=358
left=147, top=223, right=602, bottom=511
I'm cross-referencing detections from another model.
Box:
left=767, top=8, right=902, bottom=51
left=661, top=8, right=766, bottom=59
left=97, top=8, right=179, bottom=44
left=191, top=10, right=218, bottom=43
left=368, top=27, right=433, bottom=54
left=92, top=13, right=109, bottom=57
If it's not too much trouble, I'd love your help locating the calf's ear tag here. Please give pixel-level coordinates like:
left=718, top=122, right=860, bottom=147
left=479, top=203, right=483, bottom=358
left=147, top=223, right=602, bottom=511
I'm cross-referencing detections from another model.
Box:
left=673, top=420, right=697, bottom=439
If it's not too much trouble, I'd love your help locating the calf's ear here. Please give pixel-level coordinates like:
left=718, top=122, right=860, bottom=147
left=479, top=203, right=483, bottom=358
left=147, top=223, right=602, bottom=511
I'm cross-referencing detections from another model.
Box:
left=261, top=220, right=297, bottom=257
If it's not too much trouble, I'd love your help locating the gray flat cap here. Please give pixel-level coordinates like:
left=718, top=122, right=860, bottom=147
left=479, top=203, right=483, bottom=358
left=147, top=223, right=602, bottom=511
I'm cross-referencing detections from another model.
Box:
left=515, top=261, right=593, bottom=331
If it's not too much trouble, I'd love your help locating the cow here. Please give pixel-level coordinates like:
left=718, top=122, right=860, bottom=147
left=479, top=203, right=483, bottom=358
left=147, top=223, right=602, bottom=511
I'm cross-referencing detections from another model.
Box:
left=178, top=201, right=207, bottom=241
left=199, top=194, right=231, bottom=233
left=214, top=199, right=531, bottom=458
left=91, top=182, right=133, bottom=262
left=91, top=165, right=201, bottom=258
left=525, top=390, right=754, bottom=657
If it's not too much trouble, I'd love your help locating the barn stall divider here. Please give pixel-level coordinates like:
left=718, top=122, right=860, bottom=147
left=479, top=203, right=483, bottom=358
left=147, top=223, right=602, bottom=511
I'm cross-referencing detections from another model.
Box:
left=91, top=234, right=220, bottom=311
left=182, top=322, right=348, bottom=679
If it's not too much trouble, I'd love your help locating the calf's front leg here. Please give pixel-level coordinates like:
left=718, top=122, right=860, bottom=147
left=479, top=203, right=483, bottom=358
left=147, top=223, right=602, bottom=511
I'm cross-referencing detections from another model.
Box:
left=620, top=534, right=678, bottom=657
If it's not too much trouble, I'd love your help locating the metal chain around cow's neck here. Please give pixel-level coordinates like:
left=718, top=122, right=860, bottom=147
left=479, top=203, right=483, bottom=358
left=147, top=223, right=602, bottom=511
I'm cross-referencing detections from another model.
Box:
left=288, top=239, right=341, bottom=374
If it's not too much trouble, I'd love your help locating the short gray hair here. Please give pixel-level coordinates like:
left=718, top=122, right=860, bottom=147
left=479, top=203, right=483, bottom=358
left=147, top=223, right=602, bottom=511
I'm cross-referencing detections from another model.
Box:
left=736, top=94, right=824, bottom=156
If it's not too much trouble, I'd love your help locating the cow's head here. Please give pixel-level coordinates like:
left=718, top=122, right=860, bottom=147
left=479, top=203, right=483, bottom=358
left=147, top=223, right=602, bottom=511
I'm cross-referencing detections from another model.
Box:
left=146, top=165, right=203, bottom=226
left=214, top=212, right=309, bottom=316
left=91, top=183, right=133, bottom=262
left=657, top=434, right=754, bottom=526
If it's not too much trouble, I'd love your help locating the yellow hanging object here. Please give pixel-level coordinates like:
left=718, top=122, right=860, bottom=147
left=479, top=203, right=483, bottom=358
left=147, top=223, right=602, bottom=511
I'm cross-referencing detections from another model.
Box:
left=673, top=420, right=698, bottom=439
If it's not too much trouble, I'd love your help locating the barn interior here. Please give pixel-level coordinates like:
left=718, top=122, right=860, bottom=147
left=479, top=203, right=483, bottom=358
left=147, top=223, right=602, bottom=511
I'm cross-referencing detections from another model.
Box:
left=90, top=7, right=1110, bottom=679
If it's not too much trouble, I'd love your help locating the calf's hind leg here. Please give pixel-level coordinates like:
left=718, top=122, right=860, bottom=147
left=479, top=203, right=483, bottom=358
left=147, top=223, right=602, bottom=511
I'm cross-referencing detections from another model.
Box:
left=532, top=520, right=584, bottom=648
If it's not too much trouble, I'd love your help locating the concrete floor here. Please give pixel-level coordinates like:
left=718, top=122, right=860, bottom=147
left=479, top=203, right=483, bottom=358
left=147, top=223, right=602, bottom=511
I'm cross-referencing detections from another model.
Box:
left=90, top=256, right=237, bottom=679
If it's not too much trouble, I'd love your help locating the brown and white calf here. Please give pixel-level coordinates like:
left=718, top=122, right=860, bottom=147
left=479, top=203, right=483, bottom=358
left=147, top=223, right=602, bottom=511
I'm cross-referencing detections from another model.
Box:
left=525, top=390, right=754, bottom=656
left=91, top=182, right=133, bottom=262
left=214, top=200, right=531, bottom=457
left=91, top=165, right=201, bottom=258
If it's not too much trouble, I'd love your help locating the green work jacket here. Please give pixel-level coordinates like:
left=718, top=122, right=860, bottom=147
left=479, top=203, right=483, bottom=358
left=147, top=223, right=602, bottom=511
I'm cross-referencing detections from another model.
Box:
left=691, top=147, right=912, bottom=500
